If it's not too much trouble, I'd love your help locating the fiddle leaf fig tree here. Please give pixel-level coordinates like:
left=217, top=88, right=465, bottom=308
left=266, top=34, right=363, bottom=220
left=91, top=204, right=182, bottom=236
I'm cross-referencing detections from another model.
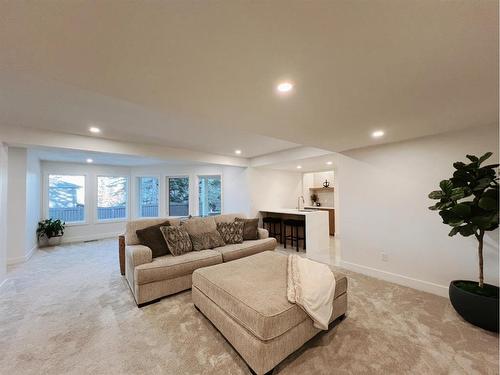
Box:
left=428, top=152, right=499, bottom=288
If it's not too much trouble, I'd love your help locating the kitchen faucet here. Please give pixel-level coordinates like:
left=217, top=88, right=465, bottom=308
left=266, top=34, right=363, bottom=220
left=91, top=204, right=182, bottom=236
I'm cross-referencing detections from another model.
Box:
left=297, top=196, right=305, bottom=210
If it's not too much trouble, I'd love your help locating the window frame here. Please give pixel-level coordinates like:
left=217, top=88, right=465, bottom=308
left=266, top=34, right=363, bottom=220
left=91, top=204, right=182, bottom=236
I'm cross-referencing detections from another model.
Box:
left=95, top=175, right=129, bottom=223
left=197, top=174, right=223, bottom=217
left=166, top=175, right=190, bottom=217
left=45, top=172, right=88, bottom=226
left=136, top=175, right=160, bottom=218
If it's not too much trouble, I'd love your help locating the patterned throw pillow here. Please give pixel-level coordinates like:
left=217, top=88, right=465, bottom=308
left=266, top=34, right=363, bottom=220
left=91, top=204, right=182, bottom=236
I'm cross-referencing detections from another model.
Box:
left=160, top=226, right=193, bottom=256
left=235, top=217, right=259, bottom=240
left=216, top=221, right=244, bottom=245
left=190, top=231, right=226, bottom=251
left=135, top=221, right=170, bottom=258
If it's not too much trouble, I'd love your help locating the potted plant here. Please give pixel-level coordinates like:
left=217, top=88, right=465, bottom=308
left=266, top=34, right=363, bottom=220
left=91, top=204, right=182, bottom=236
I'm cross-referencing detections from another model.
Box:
left=37, top=218, right=66, bottom=247
left=310, top=193, right=319, bottom=206
left=428, top=152, right=499, bottom=332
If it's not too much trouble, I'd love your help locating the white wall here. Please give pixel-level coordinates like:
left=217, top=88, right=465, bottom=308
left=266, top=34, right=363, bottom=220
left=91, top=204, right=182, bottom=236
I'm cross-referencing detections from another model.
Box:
left=336, top=125, right=499, bottom=296
left=6, top=148, right=29, bottom=263
left=0, top=142, right=8, bottom=285
left=244, top=167, right=303, bottom=216
left=25, top=149, right=41, bottom=255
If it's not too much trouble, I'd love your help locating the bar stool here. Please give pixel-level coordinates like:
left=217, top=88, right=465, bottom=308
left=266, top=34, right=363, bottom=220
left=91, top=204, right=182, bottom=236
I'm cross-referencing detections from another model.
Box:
left=262, top=217, right=282, bottom=243
left=283, top=219, right=306, bottom=251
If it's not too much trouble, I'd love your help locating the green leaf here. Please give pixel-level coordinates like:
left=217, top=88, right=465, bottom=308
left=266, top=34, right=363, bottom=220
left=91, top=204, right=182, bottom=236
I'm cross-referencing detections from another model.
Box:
left=466, top=155, right=479, bottom=163
left=448, top=227, right=461, bottom=236
left=473, top=178, right=492, bottom=191
left=450, top=187, right=467, bottom=201
left=439, top=180, right=453, bottom=194
left=453, top=162, right=466, bottom=170
left=428, top=190, right=444, bottom=199
left=478, top=152, right=493, bottom=165
left=478, top=196, right=497, bottom=211
left=471, top=215, right=495, bottom=230
left=450, top=203, right=471, bottom=218
left=458, top=224, right=476, bottom=237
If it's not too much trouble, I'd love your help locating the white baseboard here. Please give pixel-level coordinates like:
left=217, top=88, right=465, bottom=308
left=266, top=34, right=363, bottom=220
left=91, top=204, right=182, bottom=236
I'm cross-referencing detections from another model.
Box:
left=7, top=244, right=38, bottom=265
left=61, top=231, right=122, bottom=244
left=339, top=260, right=449, bottom=298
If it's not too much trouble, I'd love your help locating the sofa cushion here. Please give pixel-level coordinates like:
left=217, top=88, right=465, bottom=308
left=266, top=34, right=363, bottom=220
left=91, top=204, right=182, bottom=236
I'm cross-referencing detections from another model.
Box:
left=181, top=217, right=217, bottom=236
left=125, top=218, right=181, bottom=245
left=192, top=251, right=347, bottom=341
left=215, top=238, right=277, bottom=262
left=135, top=221, right=170, bottom=258
left=160, top=226, right=193, bottom=256
left=135, top=250, right=222, bottom=285
left=235, top=217, right=259, bottom=240
left=214, top=213, right=246, bottom=223
left=217, top=221, right=244, bottom=244
left=190, top=230, right=226, bottom=251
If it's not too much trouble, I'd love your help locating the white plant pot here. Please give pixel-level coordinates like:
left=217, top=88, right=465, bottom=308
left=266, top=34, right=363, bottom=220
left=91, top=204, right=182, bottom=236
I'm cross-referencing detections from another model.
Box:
left=39, top=235, right=63, bottom=247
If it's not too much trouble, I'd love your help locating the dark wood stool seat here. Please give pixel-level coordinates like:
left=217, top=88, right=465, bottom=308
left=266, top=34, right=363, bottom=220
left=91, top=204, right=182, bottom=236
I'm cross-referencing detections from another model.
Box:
left=262, top=217, right=282, bottom=243
left=283, top=219, right=305, bottom=251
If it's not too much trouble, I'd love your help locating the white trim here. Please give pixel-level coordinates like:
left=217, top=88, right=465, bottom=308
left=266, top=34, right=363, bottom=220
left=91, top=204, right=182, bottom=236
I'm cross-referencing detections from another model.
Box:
left=0, top=277, right=8, bottom=290
left=339, top=260, right=449, bottom=298
left=61, top=231, right=122, bottom=244
left=7, top=244, right=38, bottom=265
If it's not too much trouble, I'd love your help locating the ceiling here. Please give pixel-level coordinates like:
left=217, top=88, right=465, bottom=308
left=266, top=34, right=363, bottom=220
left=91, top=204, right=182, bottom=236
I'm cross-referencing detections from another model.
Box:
left=32, top=147, right=172, bottom=167
left=0, top=1, right=497, bottom=155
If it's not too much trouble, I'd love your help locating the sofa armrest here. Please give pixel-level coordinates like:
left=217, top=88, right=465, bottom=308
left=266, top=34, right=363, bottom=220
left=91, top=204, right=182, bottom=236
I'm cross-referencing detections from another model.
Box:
left=119, top=235, right=126, bottom=275
left=126, top=245, right=153, bottom=267
left=258, top=227, right=269, bottom=239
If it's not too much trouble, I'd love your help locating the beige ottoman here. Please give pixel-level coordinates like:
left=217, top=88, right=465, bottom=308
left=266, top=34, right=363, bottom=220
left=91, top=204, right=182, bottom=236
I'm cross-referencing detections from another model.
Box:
left=192, top=251, right=348, bottom=374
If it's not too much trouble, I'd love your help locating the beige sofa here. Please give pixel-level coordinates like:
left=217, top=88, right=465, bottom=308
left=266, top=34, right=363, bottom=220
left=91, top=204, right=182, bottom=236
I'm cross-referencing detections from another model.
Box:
left=119, top=213, right=277, bottom=306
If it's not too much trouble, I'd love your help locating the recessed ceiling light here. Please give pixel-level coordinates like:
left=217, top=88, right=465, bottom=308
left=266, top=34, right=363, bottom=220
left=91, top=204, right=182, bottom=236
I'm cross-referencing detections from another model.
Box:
left=89, top=126, right=101, bottom=134
left=326, top=161, right=333, bottom=165
left=372, top=130, right=385, bottom=138
left=234, top=149, right=242, bottom=155
left=86, top=158, right=93, bottom=163
left=277, top=82, right=294, bottom=93
left=296, top=165, right=302, bottom=169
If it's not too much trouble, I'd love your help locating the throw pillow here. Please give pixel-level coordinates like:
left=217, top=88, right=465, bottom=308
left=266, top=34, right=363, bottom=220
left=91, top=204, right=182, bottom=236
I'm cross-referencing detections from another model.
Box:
left=135, top=221, right=170, bottom=258
left=217, top=221, right=244, bottom=245
left=160, top=226, right=193, bottom=256
left=190, top=231, right=226, bottom=251
left=181, top=216, right=217, bottom=236
left=235, top=217, right=259, bottom=240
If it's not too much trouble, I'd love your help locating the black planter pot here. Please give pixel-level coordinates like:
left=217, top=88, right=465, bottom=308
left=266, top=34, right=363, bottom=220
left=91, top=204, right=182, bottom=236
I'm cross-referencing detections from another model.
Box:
left=449, top=280, right=499, bottom=332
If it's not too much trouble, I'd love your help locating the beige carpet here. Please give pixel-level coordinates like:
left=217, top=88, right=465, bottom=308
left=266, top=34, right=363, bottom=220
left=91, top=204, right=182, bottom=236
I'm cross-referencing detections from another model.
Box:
left=0, top=239, right=498, bottom=374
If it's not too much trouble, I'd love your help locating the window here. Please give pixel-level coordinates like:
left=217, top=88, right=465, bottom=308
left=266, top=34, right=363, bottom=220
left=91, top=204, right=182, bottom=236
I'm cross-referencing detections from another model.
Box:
left=167, top=177, right=189, bottom=216
left=97, top=176, right=128, bottom=220
left=48, top=174, right=85, bottom=223
left=198, top=175, right=221, bottom=216
left=138, top=177, right=159, bottom=217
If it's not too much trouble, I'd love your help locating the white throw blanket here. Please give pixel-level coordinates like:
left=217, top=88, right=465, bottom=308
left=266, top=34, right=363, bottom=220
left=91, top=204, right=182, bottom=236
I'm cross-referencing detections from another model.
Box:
left=287, top=254, right=336, bottom=330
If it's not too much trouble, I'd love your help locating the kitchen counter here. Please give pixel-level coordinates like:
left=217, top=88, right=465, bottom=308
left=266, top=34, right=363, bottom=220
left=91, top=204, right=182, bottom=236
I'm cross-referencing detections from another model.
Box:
left=260, top=209, right=330, bottom=262
left=304, top=205, right=334, bottom=209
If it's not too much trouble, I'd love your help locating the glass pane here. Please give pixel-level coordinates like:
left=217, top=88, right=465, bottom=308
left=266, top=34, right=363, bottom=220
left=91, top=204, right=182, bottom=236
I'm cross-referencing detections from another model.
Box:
left=97, top=176, right=127, bottom=220
left=168, top=177, right=189, bottom=216
left=48, top=175, right=85, bottom=223
left=198, top=175, right=221, bottom=217
left=139, top=177, right=159, bottom=217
